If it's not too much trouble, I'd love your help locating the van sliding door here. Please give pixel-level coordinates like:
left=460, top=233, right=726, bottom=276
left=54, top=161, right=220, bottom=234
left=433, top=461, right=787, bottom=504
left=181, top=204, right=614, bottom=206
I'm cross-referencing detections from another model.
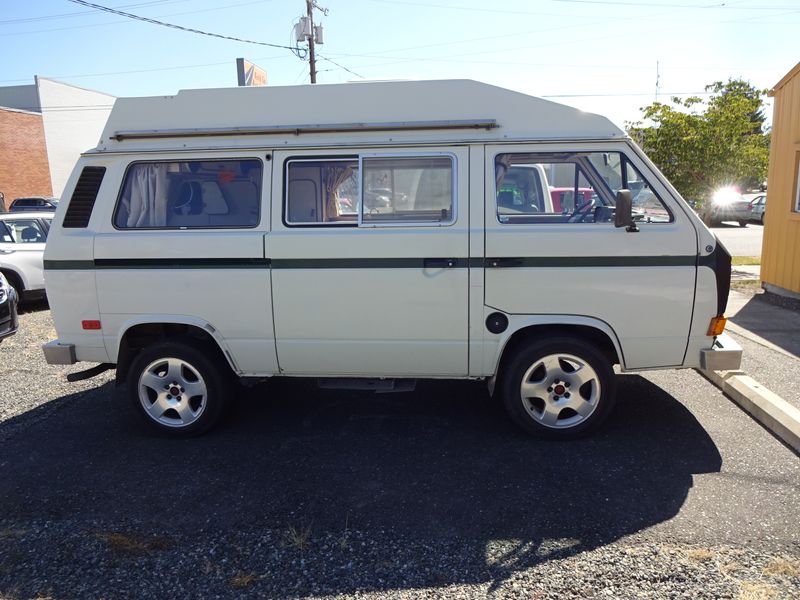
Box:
left=268, top=147, right=470, bottom=377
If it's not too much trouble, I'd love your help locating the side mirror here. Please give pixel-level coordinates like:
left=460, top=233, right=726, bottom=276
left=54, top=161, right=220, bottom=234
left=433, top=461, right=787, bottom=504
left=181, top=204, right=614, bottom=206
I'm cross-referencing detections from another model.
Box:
left=615, top=189, right=639, bottom=232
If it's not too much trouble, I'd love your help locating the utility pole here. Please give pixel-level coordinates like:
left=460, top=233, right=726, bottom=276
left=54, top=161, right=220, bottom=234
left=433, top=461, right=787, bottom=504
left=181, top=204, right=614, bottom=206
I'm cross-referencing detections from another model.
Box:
left=655, top=60, right=660, bottom=101
left=306, top=0, right=317, bottom=83
left=294, top=1, right=327, bottom=84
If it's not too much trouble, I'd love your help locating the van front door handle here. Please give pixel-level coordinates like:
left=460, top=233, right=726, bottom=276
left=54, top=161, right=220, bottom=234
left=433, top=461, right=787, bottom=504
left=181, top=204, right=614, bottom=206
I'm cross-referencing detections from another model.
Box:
left=424, top=257, right=457, bottom=269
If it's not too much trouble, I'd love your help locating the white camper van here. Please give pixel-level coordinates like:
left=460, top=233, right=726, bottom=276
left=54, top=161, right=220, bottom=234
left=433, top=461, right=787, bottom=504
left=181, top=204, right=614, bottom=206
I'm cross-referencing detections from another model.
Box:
left=42, top=80, right=741, bottom=438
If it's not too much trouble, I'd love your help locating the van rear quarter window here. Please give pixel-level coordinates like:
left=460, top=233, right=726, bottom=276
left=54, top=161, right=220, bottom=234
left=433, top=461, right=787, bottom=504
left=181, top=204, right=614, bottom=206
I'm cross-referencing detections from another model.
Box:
left=114, top=159, right=262, bottom=229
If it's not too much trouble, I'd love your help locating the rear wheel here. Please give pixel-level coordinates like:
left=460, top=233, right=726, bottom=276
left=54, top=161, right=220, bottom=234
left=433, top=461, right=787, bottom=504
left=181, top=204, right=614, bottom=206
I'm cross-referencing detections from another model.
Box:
left=127, top=339, right=230, bottom=436
left=500, top=336, right=616, bottom=439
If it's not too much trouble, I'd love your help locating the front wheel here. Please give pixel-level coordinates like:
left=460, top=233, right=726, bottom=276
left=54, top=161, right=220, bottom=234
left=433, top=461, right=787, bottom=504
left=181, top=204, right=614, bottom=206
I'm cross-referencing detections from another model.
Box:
left=500, top=337, right=616, bottom=439
left=127, top=339, right=230, bottom=436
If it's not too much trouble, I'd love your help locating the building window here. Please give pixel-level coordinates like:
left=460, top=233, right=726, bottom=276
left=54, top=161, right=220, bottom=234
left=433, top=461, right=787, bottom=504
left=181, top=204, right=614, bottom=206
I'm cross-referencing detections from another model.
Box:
left=795, top=152, right=800, bottom=213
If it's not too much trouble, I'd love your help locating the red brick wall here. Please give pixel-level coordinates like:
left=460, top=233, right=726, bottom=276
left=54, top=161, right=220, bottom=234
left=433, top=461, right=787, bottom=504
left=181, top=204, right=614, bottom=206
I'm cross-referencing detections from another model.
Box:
left=0, top=108, right=52, bottom=211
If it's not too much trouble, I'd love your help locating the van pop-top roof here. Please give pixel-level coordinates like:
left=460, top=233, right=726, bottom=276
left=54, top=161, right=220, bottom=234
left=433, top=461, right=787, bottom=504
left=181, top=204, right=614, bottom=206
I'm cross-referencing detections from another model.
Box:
left=96, top=79, right=625, bottom=152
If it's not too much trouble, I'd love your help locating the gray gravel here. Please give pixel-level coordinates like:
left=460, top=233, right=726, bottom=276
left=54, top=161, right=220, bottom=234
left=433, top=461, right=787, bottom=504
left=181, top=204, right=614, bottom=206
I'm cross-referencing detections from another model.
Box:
left=0, top=301, right=113, bottom=440
left=0, top=308, right=798, bottom=600
left=2, top=523, right=799, bottom=600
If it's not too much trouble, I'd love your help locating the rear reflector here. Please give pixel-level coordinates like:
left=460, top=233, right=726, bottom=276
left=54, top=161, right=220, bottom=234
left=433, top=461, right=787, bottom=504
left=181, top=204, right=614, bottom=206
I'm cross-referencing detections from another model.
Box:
left=707, top=316, right=727, bottom=337
left=81, top=320, right=102, bottom=330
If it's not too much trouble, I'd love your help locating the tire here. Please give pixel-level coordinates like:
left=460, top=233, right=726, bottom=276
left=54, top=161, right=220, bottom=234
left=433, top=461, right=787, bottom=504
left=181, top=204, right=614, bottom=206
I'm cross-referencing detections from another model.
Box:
left=499, top=336, right=616, bottom=439
left=127, top=338, right=230, bottom=436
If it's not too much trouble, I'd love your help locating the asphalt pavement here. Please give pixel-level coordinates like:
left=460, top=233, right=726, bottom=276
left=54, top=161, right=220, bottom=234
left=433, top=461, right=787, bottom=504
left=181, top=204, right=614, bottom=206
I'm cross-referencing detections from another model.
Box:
left=712, top=221, right=764, bottom=257
left=0, top=309, right=798, bottom=599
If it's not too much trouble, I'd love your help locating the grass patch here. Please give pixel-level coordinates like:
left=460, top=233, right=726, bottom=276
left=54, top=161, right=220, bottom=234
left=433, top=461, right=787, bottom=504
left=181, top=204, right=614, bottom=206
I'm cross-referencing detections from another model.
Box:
left=95, top=532, right=171, bottom=555
left=762, top=556, right=800, bottom=577
left=731, top=280, right=762, bottom=291
left=0, top=527, right=27, bottom=540
left=738, top=581, right=776, bottom=600
left=687, top=548, right=715, bottom=563
left=283, top=524, right=312, bottom=551
left=229, top=572, right=259, bottom=589
left=732, top=256, right=761, bottom=266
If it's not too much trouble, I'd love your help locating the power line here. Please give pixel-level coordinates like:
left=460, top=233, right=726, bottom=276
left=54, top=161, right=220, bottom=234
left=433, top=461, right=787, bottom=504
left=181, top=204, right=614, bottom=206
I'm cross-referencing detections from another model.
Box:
left=0, top=1, right=188, bottom=25
left=64, top=0, right=299, bottom=51
left=317, top=55, right=364, bottom=79
left=551, top=0, right=795, bottom=8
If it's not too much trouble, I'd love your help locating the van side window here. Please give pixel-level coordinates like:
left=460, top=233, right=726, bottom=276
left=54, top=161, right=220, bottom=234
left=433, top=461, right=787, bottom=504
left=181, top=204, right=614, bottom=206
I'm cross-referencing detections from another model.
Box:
left=285, top=158, right=358, bottom=225
left=495, top=152, right=672, bottom=225
left=361, top=155, right=454, bottom=225
left=114, top=159, right=262, bottom=229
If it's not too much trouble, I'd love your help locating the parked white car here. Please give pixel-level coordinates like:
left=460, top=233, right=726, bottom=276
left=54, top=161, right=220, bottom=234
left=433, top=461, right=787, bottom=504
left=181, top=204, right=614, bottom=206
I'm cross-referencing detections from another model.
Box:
left=0, top=212, right=53, bottom=300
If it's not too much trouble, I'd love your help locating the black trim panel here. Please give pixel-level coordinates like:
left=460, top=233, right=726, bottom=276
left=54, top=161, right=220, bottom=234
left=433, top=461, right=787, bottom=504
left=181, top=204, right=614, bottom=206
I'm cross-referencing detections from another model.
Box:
left=483, top=256, right=697, bottom=268
left=45, top=258, right=269, bottom=270
left=45, top=255, right=700, bottom=270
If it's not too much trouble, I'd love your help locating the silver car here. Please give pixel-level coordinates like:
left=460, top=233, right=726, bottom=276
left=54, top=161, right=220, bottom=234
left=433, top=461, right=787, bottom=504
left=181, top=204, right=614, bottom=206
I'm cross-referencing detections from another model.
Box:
left=749, top=195, right=766, bottom=224
left=700, top=188, right=753, bottom=227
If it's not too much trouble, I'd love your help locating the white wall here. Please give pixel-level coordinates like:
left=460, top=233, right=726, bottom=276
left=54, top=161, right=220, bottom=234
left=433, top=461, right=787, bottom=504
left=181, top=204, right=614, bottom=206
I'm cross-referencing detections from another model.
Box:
left=36, top=77, right=115, bottom=196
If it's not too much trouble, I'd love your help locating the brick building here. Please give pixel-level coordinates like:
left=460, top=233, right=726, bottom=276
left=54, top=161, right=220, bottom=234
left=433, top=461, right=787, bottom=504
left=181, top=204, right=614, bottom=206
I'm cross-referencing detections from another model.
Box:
left=0, top=107, right=52, bottom=207
left=0, top=77, right=114, bottom=207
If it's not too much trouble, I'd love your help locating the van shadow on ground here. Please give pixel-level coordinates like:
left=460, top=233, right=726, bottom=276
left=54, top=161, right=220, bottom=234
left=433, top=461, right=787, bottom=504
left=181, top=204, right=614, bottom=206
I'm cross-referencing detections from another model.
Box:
left=0, top=374, right=721, bottom=598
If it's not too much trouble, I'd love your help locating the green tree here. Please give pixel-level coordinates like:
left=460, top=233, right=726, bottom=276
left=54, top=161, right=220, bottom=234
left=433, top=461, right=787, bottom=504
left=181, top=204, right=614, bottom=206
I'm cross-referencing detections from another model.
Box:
left=626, top=79, right=770, bottom=203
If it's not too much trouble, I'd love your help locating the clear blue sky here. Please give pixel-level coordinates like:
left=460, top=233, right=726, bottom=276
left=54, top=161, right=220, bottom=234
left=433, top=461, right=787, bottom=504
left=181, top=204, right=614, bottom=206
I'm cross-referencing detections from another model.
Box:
left=2, top=0, right=797, bottom=128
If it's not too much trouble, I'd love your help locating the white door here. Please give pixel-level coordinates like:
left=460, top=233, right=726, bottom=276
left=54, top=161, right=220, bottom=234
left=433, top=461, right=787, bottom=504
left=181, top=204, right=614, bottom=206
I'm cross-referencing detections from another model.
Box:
left=268, top=147, right=470, bottom=377
left=485, top=143, right=698, bottom=369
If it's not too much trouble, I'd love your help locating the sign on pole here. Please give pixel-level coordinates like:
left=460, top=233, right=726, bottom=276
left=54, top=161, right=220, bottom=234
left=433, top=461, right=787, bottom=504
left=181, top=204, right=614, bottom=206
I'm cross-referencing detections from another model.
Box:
left=236, top=58, right=268, bottom=87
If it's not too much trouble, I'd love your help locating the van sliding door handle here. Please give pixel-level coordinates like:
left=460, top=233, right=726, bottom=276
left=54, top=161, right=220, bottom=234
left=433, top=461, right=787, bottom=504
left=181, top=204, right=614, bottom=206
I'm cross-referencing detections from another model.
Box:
left=487, top=257, right=522, bottom=268
left=424, top=258, right=458, bottom=269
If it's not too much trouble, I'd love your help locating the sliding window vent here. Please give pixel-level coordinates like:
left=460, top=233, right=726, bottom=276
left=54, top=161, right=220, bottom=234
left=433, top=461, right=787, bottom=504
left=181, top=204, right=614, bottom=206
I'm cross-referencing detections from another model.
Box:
left=62, top=166, right=106, bottom=228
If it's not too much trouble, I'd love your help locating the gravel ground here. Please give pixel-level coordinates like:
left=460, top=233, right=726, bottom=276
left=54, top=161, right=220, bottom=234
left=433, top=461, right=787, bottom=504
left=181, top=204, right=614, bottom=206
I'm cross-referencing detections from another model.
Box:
left=1, top=523, right=798, bottom=600
left=1, top=308, right=798, bottom=600
left=0, top=301, right=113, bottom=440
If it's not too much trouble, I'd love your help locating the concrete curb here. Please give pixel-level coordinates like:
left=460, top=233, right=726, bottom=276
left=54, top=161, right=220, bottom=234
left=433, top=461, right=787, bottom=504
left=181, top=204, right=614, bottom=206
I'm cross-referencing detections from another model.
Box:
left=699, top=368, right=800, bottom=453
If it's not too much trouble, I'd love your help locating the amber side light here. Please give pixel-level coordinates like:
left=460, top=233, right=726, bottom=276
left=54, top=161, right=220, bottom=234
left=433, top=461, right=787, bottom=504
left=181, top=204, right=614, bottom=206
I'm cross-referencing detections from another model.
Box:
left=707, top=316, right=727, bottom=337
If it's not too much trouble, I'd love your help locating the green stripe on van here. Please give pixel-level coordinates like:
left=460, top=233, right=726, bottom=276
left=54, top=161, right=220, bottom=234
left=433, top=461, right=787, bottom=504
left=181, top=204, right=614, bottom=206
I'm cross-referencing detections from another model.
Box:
left=44, top=256, right=700, bottom=270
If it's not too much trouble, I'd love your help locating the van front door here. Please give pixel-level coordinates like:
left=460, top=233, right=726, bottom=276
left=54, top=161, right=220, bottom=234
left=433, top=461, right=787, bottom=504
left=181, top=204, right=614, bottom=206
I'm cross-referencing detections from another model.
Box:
left=485, top=144, right=698, bottom=369
left=268, top=148, right=470, bottom=377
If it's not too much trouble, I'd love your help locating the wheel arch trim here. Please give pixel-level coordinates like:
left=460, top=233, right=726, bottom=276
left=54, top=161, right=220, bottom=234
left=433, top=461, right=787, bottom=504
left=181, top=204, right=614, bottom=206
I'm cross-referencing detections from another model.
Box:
left=488, top=314, right=626, bottom=377
left=110, top=314, right=240, bottom=374
left=0, top=264, right=28, bottom=290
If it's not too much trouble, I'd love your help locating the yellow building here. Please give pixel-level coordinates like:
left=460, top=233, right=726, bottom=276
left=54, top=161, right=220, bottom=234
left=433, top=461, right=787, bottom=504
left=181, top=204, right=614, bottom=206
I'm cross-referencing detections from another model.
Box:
left=761, top=62, right=800, bottom=298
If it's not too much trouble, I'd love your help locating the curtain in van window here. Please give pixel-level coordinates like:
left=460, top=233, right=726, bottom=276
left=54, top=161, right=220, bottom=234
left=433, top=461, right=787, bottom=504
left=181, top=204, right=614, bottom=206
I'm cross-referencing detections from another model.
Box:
left=121, top=164, right=169, bottom=228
